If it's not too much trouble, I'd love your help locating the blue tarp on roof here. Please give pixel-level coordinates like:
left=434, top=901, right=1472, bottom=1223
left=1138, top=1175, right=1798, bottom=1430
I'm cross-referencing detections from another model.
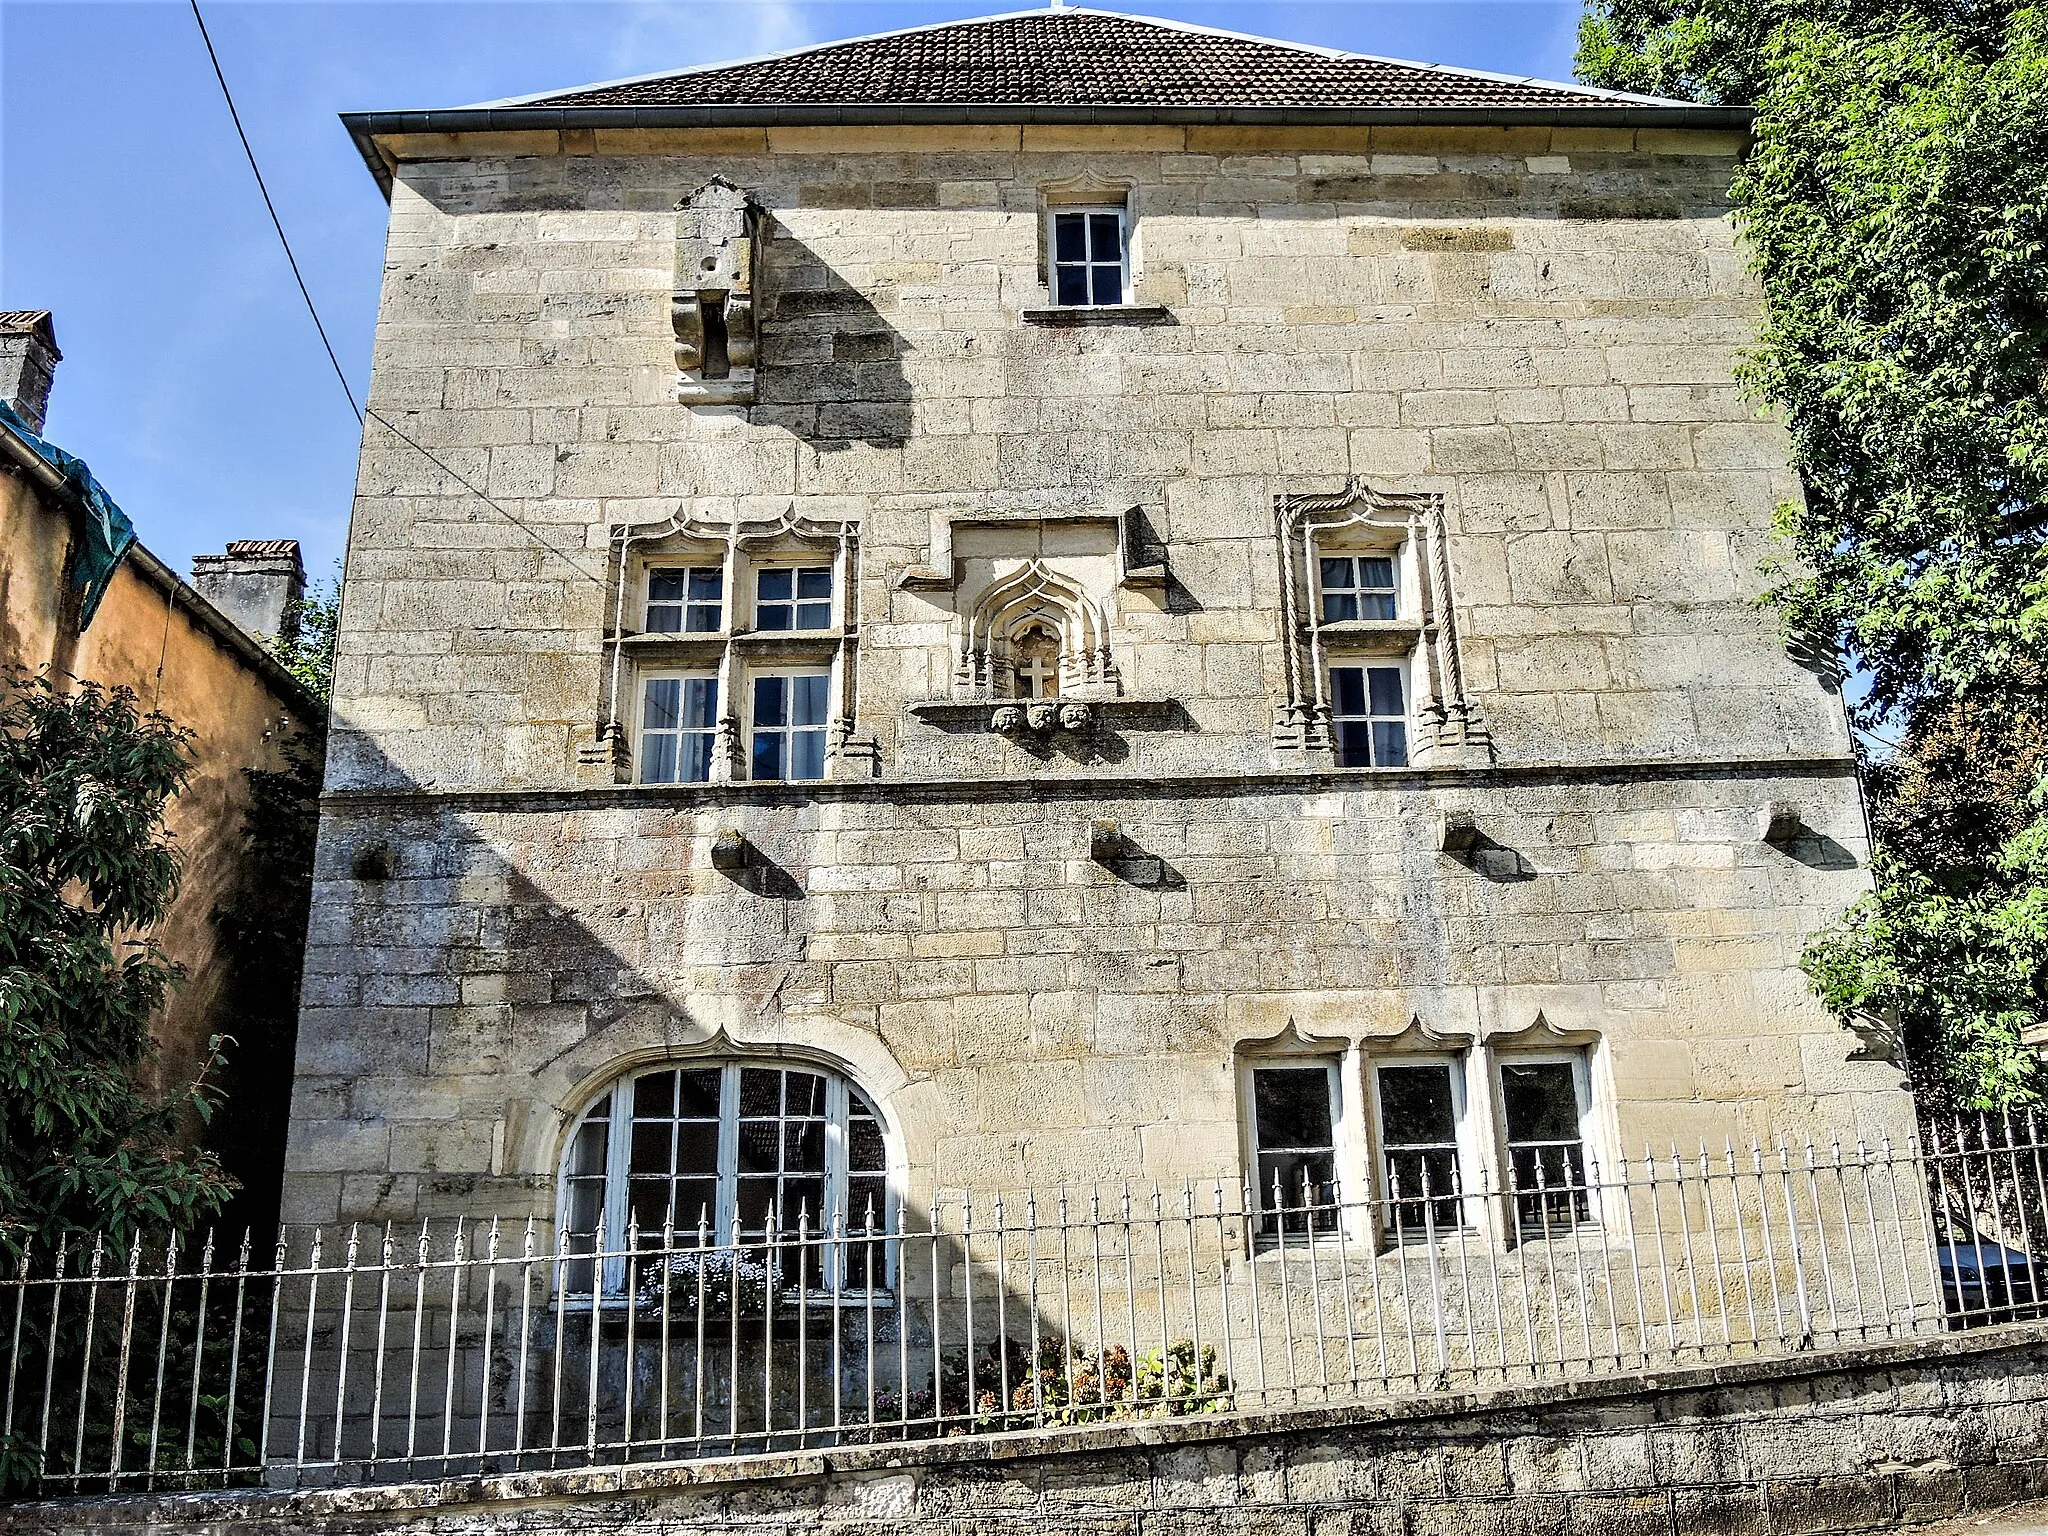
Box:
left=0, top=398, right=136, bottom=630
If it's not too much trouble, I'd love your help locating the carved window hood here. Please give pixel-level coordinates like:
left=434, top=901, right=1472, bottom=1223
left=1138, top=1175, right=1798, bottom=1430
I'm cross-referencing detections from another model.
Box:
left=897, top=506, right=1166, bottom=593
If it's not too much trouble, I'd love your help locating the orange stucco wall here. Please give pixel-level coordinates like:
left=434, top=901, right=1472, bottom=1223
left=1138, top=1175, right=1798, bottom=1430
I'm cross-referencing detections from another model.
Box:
left=0, top=461, right=314, bottom=1110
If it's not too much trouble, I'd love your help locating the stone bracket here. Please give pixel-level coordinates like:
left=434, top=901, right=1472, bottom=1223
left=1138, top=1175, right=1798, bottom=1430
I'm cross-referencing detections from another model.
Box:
left=674, top=178, right=760, bottom=406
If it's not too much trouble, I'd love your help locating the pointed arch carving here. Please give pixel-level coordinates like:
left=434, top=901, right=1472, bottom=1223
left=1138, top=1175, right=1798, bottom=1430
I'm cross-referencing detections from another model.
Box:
left=953, top=559, right=1121, bottom=701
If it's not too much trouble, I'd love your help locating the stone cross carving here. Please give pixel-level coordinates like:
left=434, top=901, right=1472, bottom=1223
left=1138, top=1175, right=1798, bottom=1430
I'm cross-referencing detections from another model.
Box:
left=673, top=178, right=759, bottom=405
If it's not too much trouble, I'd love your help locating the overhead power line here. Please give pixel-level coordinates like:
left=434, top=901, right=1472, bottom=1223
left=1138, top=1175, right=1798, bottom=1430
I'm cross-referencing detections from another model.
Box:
left=187, top=0, right=609, bottom=590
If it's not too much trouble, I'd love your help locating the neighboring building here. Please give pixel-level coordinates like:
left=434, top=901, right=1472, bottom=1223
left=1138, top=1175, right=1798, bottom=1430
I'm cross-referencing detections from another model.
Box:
left=294, top=9, right=1908, bottom=1254
left=0, top=310, right=320, bottom=1122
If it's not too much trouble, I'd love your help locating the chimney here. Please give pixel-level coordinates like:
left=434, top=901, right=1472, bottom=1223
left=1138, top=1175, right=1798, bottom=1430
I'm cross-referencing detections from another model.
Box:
left=0, top=311, right=60, bottom=436
left=191, top=540, right=307, bottom=644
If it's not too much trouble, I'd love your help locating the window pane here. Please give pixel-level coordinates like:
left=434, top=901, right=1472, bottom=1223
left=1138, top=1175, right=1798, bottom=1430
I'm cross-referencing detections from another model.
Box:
left=1502, top=1062, right=1581, bottom=1142
left=1331, top=666, right=1366, bottom=716
left=1335, top=721, right=1373, bottom=769
left=641, top=734, right=678, bottom=785
left=739, top=1067, right=782, bottom=1117
left=647, top=606, right=683, bottom=634
left=679, top=733, right=716, bottom=783
left=758, top=603, right=793, bottom=630
left=633, top=1071, right=675, bottom=1118
left=1091, top=264, right=1123, bottom=305
left=847, top=1175, right=888, bottom=1232
left=791, top=674, right=829, bottom=725
left=1367, top=667, right=1405, bottom=716
left=737, top=1120, right=780, bottom=1174
left=1359, top=556, right=1394, bottom=589
left=848, top=1116, right=886, bottom=1172
left=784, top=1121, right=826, bottom=1171
left=792, top=729, right=826, bottom=781
left=629, top=1178, right=674, bottom=1233
left=1253, top=1068, right=1334, bottom=1149
left=1088, top=212, right=1122, bottom=260
left=1320, top=557, right=1353, bottom=592
left=565, top=1176, right=606, bottom=1237
left=568, top=1110, right=609, bottom=1177
left=753, top=675, right=788, bottom=727
left=681, top=677, right=719, bottom=729
left=1372, top=721, right=1408, bottom=768
left=796, top=568, right=832, bottom=599
left=752, top=731, right=784, bottom=780
left=1362, top=591, right=1397, bottom=620
left=796, top=602, right=832, bottom=631
left=1378, top=1065, right=1456, bottom=1146
left=675, top=1121, right=719, bottom=1174
left=1055, top=265, right=1088, bottom=305
left=629, top=1121, right=673, bottom=1175
left=685, top=603, right=720, bottom=633
left=1258, top=1151, right=1336, bottom=1207
left=643, top=678, right=681, bottom=730
left=677, top=1068, right=721, bottom=1117
left=758, top=568, right=793, bottom=601
left=1323, top=591, right=1359, bottom=623
left=672, top=1177, right=718, bottom=1234
left=688, top=568, right=723, bottom=601
left=1054, top=212, right=1086, bottom=262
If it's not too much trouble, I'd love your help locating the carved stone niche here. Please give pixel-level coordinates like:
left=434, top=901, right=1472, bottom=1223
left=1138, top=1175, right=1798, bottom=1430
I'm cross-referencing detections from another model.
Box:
left=673, top=178, right=760, bottom=406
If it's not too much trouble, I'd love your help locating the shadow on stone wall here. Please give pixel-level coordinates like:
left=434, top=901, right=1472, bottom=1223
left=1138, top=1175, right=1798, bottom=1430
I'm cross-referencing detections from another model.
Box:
left=756, top=225, right=911, bottom=451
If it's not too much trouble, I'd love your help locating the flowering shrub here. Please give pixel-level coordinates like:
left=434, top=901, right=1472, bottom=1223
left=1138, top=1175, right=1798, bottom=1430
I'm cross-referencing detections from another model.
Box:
left=862, top=1336, right=1232, bottom=1439
left=634, top=1248, right=780, bottom=1315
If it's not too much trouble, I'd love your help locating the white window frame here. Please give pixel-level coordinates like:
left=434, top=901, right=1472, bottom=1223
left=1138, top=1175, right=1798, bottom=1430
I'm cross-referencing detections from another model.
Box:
left=1242, top=1057, right=1347, bottom=1244
left=559, top=1060, right=895, bottom=1298
left=1494, top=1050, right=1599, bottom=1237
left=635, top=670, right=721, bottom=785
left=1046, top=205, right=1131, bottom=309
left=1328, top=658, right=1412, bottom=769
left=1317, top=550, right=1401, bottom=624
left=750, top=561, right=835, bottom=633
left=746, top=667, right=831, bottom=782
left=1367, top=1053, right=1477, bottom=1242
left=644, top=563, right=725, bottom=635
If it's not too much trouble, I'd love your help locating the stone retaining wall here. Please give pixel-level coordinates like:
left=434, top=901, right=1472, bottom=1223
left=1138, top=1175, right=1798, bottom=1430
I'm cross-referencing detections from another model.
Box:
left=15, top=1324, right=2048, bottom=1535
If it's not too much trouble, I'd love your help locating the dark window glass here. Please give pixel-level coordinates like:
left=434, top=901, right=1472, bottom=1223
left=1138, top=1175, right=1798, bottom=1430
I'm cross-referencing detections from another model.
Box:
left=1051, top=209, right=1126, bottom=307
left=1330, top=665, right=1407, bottom=769
left=1502, top=1061, right=1591, bottom=1231
left=640, top=676, right=719, bottom=784
left=756, top=566, right=831, bottom=631
left=1251, top=1066, right=1339, bottom=1239
left=647, top=566, right=723, bottom=633
left=752, top=673, right=829, bottom=782
left=1376, top=1063, right=1464, bottom=1236
left=1320, top=554, right=1398, bottom=623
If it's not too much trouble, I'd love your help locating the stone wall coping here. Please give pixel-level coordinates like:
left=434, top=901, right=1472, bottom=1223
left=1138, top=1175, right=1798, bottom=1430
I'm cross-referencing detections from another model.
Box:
left=320, top=752, right=1858, bottom=814
left=16, top=1321, right=2045, bottom=1528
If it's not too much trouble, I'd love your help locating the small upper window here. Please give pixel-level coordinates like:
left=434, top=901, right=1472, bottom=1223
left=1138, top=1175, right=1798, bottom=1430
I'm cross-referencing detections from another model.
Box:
left=1500, top=1058, right=1593, bottom=1233
left=1320, top=555, right=1397, bottom=623
left=751, top=672, right=829, bottom=781
left=1051, top=209, right=1127, bottom=307
left=1331, top=665, right=1409, bottom=769
left=640, top=675, right=719, bottom=784
left=1249, top=1064, right=1340, bottom=1239
left=1374, top=1061, right=1465, bottom=1236
left=648, top=566, right=723, bottom=634
left=756, top=566, right=833, bottom=631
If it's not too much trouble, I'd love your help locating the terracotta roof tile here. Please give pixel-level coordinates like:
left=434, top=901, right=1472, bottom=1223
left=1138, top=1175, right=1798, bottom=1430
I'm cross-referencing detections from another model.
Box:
left=505, top=10, right=1645, bottom=112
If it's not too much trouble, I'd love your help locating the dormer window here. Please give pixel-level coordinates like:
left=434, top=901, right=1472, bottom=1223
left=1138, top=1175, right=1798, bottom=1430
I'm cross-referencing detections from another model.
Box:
left=756, top=566, right=833, bottom=631
left=647, top=566, right=723, bottom=633
left=1050, top=208, right=1128, bottom=307
left=1320, top=554, right=1398, bottom=623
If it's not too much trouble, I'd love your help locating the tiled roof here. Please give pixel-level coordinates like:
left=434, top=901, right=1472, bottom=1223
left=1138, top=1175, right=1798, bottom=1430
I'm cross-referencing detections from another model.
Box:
left=490, top=9, right=1663, bottom=112
left=0, top=311, right=58, bottom=354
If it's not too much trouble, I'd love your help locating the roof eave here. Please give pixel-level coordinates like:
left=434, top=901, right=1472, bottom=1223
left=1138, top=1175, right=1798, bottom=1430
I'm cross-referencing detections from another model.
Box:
left=341, top=100, right=1753, bottom=199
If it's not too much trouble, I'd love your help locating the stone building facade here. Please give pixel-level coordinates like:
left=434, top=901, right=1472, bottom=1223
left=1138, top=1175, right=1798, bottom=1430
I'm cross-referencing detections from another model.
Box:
left=295, top=10, right=1907, bottom=1249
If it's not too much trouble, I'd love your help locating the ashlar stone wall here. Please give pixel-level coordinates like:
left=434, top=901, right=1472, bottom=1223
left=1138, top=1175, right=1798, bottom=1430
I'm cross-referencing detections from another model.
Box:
left=291, top=121, right=1901, bottom=1234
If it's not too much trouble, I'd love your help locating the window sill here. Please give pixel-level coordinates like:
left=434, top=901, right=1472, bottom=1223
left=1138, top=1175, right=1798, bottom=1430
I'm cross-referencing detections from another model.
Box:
left=1023, top=305, right=1173, bottom=327
left=1315, top=620, right=1423, bottom=646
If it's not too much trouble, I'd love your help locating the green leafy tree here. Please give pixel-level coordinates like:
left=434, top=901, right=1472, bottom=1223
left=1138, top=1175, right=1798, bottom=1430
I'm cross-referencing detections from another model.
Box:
left=268, top=564, right=340, bottom=705
left=1576, top=0, right=2048, bottom=1105
left=0, top=675, right=232, bottom=1245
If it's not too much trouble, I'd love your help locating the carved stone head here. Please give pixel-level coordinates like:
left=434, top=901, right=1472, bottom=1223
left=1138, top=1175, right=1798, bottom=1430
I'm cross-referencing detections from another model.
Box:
left=1026, top=702, right=1058, bottom=733
left=990, top=705, right=1026, bottom=735
left=1057, top=701, right=1095, bottom=733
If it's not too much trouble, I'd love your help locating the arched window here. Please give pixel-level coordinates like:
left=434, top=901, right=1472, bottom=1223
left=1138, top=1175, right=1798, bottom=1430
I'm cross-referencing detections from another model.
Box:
left=561, top=1060, right=891, bottom=1294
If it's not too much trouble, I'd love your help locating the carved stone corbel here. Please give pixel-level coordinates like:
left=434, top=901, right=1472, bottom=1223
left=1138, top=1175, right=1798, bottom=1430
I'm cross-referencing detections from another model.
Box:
left=674, top=178, right=760, bottom=405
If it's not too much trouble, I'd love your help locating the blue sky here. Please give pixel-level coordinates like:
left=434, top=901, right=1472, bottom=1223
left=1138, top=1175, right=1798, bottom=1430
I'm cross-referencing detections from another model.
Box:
left=1, top=0, right=1584, bottom=585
